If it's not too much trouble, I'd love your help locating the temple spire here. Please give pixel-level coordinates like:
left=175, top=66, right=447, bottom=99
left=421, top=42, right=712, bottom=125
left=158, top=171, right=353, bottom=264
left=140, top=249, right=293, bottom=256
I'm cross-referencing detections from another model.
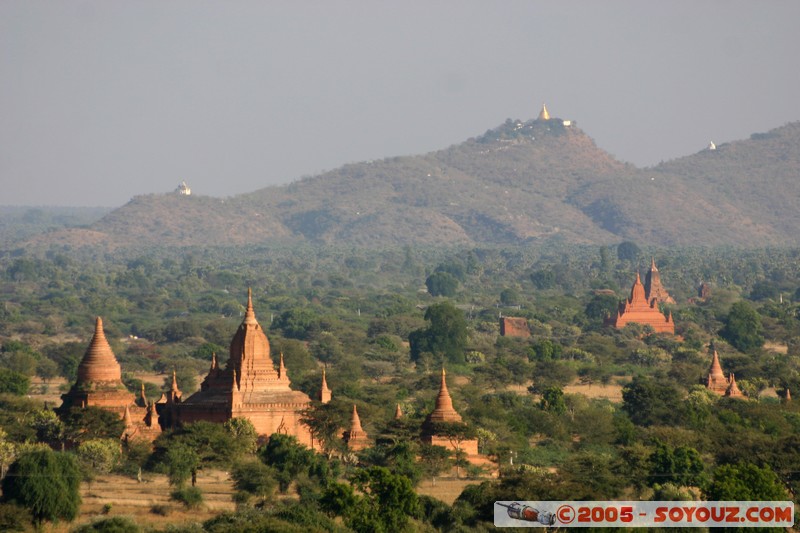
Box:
left=244, top=287, right=257, bottom=325
left=123, top=404, right=133, bottom=427
left=140, top=382, right=147, bottom=407
left=426, top=368, right=462, bottom=423
left=726, top=373, right=743, bottom=397
left=350, top=404, right=363, bottom=433
left=394, top=403, right=403, bottom=420
left=708, top=349, right=725, bottom=381
left=320, top=367, right=332, bottom=404
left=279, top=353, right=288, bottom=379
left=343, top=404, right=369, bottom=450
left=538, top=103, right=550, bottom=121
left=76, top=317, right=123, bottom=383
left=171, top=369, right=180, bottom=393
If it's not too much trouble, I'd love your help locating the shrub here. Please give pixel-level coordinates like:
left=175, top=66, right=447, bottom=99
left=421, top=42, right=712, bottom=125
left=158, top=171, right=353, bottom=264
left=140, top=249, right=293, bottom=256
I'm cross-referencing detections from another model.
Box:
left=149, top=504, right=170, bottom=516
left=72, top=516, right=140, bottom=533
left=171, top=487, right=203, bottom=509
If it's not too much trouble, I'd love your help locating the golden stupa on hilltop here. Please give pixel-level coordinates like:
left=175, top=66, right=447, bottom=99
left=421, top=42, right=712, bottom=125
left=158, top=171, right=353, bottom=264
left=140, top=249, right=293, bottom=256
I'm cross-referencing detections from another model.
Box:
left=538, top=103, right=550, bottom=121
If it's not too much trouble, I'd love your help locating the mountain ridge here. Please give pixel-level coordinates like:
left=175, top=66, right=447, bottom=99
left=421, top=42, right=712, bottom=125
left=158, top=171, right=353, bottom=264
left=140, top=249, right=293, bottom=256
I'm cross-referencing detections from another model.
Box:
left=18, top=117, right=800, bottom=250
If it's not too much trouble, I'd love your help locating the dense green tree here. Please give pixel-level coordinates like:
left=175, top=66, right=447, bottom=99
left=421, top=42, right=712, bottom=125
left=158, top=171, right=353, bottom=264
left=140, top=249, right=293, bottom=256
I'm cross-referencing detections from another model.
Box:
left=155, top=421, right=235, bottom=470
left=164, top=443, right=199, bottom=487
left=499, top=287, right=520, bottom=306
left=273, top=308, right=321, bottom=340
left=300, top=402, right=350, bottom=458
left=530, top=269, right=556, bottom=290
left=419, top=444, right=453, bottom=486
left=409, top=301, right=468, bottom=364
left=539, top=386, right=567, bottom=414
left=621, top=376, right=683, bottom=426
left=260, top=434, right=336, bottom=493
left=231, top=459, right=277, bottom=504
left=425, top=271, right=458, bottom=297
left=720, top=301, right=764, bottom=352
left=61, top=407, right=125, bottom=443
left=0, top=369, right=29, bottom=396
left=617, top=241, right=641, bottom=262
left=358, top=441, right=423, bottom=486
left=224, top=417, right=258, bottom=455
left=75, top=438, right=121, bottom=487
left=584, top=293, right=619, bottom=321
left=705, top=463, right=788, bottom=500
left=1, top=449, right=81, bottom=526
left=647, top=442, right=706, bottom=487
left=347, top=466, right=421, bottom=533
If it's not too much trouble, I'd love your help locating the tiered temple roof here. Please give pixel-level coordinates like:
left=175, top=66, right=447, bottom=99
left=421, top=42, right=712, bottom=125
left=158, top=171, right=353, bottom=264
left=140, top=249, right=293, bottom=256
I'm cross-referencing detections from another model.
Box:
left=606, top=273, right=674, bottom=334
left=175, top=289, right=313, bottom=445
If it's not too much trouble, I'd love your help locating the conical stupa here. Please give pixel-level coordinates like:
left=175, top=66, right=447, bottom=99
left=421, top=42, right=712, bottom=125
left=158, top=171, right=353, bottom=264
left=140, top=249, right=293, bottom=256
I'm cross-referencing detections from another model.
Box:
left=343, top=404, right=370, bottom=450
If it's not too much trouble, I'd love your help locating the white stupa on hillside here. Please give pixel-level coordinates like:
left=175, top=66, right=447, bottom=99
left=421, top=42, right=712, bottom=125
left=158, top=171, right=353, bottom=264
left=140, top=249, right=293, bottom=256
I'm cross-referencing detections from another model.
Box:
left=176, top=181, right=191, bottom=195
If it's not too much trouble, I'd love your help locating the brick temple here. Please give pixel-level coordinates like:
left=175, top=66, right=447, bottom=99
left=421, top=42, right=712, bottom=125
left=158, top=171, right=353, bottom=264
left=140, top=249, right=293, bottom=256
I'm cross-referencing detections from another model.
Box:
left=704, top=346, right=743, bottom=398
left=607, top=271, right=674, bottom=334
left=172, top=289, right=314, bottom=445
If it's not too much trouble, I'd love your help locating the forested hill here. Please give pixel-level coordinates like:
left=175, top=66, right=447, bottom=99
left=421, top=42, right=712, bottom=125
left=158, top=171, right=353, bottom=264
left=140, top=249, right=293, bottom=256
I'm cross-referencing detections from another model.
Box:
left=19, top=118, right=800, bottom=250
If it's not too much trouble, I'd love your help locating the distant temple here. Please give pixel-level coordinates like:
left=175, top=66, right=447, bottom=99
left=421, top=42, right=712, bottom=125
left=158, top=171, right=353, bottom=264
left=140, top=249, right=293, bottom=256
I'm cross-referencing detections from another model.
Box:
left=59, top=318, right=161, bottom=441
left=171, top=290, right=313, bottom=445
left=421, top=369, right=494, bottom=472
left=644, top=258, right=676, bottom=305
left=537, top=103, right=551, bottom=121
left=704, top=346, right=744, bottom=398
left=606, top=272, right=674, bottom=334
left=500, top=317, right=531, bottom=338
left=342, top=405, right=370, bottom=451
left=176, top=181, right=191, bottom=196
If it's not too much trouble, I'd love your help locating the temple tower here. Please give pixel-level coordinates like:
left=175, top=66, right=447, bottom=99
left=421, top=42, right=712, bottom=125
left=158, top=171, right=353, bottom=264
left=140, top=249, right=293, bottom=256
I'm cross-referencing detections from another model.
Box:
left=705, top=348, right=728, bottom=394
left=725, top=373, right=743, bottom=398
left=319, top=368, right=332, bottom=404
left=425, top=368, right=463, bottom=425
left=60, top=317, right=160, bottom=441
left=174, top=289, right=313, bottom=445
left=606, top=272, right=674, bottom=334
left=343, top=404, right=370, bottom=451
left=60, top=318, right=135, bottom=410
left=644, top=258, right=676, bottom=305
left=422, top=369, right=477, bottom=455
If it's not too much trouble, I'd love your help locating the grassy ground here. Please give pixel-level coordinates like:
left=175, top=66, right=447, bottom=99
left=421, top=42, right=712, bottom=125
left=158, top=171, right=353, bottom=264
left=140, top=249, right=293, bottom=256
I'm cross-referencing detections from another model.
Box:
left=49, top=470, right=236, bottom=532
left=416, top=476, right=481, bottom=505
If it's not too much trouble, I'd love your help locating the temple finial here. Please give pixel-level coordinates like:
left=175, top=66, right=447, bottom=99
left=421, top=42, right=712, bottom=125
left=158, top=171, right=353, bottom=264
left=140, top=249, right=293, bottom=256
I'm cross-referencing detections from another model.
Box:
left=243, top=288, right=257, bottom=324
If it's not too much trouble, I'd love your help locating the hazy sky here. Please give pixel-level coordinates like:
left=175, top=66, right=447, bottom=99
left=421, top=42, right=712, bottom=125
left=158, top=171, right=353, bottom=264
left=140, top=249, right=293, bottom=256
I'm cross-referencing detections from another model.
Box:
left=2, top=1, right=799, bottom=207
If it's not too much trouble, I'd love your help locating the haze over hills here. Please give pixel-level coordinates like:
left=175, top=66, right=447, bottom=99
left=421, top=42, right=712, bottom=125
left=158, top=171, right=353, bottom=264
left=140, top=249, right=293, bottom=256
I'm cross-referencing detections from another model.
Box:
left=16, top=116, right=800, bottom=250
